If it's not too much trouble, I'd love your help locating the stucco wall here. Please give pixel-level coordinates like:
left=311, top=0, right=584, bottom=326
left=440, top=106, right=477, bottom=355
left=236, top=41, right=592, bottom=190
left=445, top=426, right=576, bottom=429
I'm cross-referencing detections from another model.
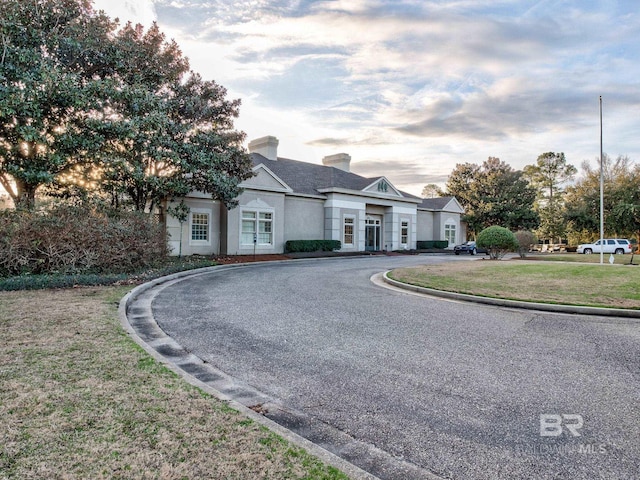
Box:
left=417, top=210, right=434, bottom=241
left=166, top=198, right=221, bottom=256
left=283, top=196, right=325, bottom=240
left=223, top=190, right=286, bottom=255
left=435, top=212, right=461, bottom=248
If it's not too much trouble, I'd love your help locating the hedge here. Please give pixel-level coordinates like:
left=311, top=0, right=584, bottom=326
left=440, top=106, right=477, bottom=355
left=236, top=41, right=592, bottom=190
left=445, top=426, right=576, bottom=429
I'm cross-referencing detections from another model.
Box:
left=0, top=204, right=168, bottom=276
left=284, top=240, right=341, bottom=253
left=417, top=240, right=449, bottom=249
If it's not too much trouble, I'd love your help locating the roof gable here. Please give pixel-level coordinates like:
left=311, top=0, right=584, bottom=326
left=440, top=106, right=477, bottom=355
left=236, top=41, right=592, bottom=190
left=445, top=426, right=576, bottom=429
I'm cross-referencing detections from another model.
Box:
left=362, top=177, right=403, bottom=197
left=241, top=163, right=292, bottom=193
left=419, top=196, right=465, bottom=213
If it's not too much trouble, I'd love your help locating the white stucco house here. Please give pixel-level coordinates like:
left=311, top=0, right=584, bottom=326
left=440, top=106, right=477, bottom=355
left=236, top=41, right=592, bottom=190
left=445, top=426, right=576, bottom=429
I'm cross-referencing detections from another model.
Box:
left=165, top=136, right=464, bottom=256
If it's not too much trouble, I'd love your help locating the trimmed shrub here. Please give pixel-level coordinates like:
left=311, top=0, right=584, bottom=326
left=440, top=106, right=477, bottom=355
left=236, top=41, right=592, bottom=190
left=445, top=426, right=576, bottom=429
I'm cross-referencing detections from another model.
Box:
left=0, top=256, right=218, bottom=291
left=477, top=226, right=518, bottom=260
left=284, top=240, right=341, bottom=253
left=514, top=230, right=537, bottom=258
left=0, top=204, right=168, bottom=276
left=417, top=240, right=449, bottom=249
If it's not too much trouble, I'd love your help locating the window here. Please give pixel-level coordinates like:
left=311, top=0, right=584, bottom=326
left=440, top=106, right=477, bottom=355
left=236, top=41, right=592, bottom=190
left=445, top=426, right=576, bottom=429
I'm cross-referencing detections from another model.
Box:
left=343, top=217, right=354, bottom=246
left=444, top=223, right=456, bottom=246
left=241, top=211, right=256, bottom=244
left=258, top=212, right=273, bottom=244
left=241, top=210, right=273, bottom=245
left=191, top=213, right=209, bottom=242
left=401, top=220, right=409, bottom=244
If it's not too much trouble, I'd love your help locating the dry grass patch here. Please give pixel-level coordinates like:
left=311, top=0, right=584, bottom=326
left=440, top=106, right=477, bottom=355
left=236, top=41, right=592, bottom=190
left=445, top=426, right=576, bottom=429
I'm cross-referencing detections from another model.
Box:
left=390, top=260, right=640, bottom=309
left=0, top=287, right=348, bottom=479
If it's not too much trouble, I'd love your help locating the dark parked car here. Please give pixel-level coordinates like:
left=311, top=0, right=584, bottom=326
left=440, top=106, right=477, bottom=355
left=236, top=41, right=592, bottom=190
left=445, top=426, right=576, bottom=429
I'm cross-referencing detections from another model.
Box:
left=453, top=241, right=488, bottom=255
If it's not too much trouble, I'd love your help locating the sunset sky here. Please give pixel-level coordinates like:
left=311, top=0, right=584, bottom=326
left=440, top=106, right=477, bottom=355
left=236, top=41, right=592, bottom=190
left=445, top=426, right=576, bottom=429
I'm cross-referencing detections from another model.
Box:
left=92, top=0, right=639, bottom=196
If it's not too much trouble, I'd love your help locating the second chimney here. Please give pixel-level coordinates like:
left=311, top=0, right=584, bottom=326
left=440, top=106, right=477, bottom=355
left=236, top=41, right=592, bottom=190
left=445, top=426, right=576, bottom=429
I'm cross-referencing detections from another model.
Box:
left=322, top=153, right=351, bottom=172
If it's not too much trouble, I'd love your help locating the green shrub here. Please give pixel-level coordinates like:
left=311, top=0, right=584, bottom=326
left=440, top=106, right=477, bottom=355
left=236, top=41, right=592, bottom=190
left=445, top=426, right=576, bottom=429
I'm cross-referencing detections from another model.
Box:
left=514, top=230, right=537, bottom=258
left=0, top=273, right=128, bottom=291
left=0, top=204, right=168, bottom=276
left=477, top=226, right=518, bottom=259
left=284, top=240, right=341, bottom=253
left=0, top=256, right=217, bottom=291
left=417, top=240, right=449, bottom=249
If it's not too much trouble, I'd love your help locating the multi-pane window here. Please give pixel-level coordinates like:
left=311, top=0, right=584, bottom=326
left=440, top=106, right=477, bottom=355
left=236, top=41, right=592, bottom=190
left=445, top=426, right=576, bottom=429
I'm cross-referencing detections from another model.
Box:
left=444, top=223, right=456, bottom=247
left=241, top=210, right=273, bottom=245
left=241, top=211, right=256, bottom=244
left=191, top=213, right=209, bottom=241
left=258, top=212, right=272, bottom=244
left=343, top=217, right=354, bottom=245
left=401, top=220, right=409, bottom=244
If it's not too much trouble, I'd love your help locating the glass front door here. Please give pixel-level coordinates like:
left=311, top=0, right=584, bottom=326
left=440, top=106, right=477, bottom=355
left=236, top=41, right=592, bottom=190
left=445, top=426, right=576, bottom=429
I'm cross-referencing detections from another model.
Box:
left=365, top=217, right=381, bottom=251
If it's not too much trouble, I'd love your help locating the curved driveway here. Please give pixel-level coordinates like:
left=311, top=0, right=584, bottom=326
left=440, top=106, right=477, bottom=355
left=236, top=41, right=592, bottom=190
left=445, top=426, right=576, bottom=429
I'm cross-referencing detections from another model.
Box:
left=147, top=256, right=640, bottom=480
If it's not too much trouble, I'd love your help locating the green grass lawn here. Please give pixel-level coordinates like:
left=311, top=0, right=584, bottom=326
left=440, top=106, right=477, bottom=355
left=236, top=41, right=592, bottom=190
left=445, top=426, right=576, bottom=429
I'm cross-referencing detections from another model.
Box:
left=389, top=259, right=640, bottom=309
left=0, top=287, right=348, bottom=479
left=522, top=252, right=639, bottom=265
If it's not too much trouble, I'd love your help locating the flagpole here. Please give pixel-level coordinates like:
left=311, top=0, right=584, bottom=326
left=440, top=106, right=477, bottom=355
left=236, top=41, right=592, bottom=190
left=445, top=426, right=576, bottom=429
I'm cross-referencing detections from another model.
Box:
left=599, top=96, right=604, bottom=265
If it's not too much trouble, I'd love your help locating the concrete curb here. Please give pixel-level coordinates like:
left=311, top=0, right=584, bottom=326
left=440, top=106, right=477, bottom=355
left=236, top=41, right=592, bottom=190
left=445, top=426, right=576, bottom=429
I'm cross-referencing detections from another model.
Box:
left=381, top=271, right=640, bottom=319
left=118, top=260, right=386, bottom=480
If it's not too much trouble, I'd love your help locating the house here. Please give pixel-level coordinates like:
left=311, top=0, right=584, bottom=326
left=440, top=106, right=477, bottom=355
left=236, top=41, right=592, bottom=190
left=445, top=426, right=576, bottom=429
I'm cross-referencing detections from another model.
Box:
left=165, top=136, right=464, bottom=256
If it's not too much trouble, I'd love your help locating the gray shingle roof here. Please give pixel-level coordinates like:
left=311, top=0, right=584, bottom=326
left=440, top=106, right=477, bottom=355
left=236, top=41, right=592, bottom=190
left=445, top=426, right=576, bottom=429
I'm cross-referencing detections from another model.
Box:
left=251, top=153, right=396, bottom=196
left=418, top=196, right=456, bottom=210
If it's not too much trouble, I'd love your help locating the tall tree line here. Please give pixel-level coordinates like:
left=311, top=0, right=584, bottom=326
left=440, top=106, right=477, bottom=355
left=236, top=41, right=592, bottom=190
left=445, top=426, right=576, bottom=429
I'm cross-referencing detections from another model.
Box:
left=438, top=152, right=639, bottom=245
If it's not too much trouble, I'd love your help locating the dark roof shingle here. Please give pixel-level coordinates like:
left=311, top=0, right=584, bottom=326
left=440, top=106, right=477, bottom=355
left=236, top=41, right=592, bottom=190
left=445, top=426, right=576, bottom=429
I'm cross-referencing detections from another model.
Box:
left=251, top=153, right=381, bottom=196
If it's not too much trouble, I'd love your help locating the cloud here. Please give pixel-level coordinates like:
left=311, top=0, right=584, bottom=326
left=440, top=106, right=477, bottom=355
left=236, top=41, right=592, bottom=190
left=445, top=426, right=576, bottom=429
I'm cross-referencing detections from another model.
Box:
left=93, top=0, right=157, bottom=26
left=92, top=0, right=640, bottom=196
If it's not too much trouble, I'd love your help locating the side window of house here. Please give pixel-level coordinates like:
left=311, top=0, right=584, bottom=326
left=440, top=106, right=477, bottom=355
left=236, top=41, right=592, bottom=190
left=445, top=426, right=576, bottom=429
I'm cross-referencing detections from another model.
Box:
left=444, top=223, right=456, bottom=246
left=401, top=220, right=409, bottom=244
left=191, top=212, right=209, bottom=242
left=241, top=210, right=273, bottom=245
left=343, top=217, right=354, bottom=246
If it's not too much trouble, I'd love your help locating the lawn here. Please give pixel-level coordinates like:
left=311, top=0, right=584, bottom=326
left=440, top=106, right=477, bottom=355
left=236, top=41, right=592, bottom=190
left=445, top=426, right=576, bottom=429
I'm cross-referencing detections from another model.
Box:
left=389, top=259, right=640, bottom=309
left=0, top=287, right=348, bottom=479
left=521, top=252, right=639, bottom=265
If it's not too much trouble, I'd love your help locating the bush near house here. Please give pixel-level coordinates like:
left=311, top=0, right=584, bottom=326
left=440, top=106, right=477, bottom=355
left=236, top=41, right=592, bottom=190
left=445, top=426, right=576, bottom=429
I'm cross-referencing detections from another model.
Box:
left=284, top=240, right=341, bottom=253
left=514, top=230, right=537, bottom=258
left=476, top=226, right=518, bottom=260
left=0, top=204, right=168, bottom=277
left=417, top=240, right=449, bottom=249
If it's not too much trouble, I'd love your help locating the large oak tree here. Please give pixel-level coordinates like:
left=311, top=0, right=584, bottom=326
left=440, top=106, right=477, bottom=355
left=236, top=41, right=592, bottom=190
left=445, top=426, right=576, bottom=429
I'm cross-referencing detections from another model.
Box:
left=0, top=0, right=115, bottom=209
left=446, top=157, right=538, bottom=238
left=0, top=0, right=253, bottom=212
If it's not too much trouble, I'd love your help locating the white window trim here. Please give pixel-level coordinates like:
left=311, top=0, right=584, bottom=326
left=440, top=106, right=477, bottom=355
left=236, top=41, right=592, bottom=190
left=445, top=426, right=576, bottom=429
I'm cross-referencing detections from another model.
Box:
left=343, top=215, right=356, bottom=247
left=400, top=218, right=410, bottom=246
left=240, top=207, right=274, bottom=246
left=189, top=208, right=212, bottom=246
left=444, top=221, right=457, bottom=246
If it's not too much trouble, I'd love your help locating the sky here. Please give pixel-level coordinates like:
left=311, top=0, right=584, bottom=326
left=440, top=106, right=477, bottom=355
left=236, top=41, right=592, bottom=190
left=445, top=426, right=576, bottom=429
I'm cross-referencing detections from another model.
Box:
left=91, top=0, right=640, bottom=197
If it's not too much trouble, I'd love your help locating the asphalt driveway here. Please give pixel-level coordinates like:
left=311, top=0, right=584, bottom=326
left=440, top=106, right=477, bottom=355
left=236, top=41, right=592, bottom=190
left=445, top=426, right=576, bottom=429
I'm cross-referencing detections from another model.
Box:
left=146, top=255, right=640, bottom=479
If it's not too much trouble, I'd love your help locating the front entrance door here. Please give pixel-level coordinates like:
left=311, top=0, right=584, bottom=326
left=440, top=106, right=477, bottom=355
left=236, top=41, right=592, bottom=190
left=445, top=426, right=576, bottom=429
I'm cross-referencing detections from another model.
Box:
left=365, top=216, right=381, bottom=251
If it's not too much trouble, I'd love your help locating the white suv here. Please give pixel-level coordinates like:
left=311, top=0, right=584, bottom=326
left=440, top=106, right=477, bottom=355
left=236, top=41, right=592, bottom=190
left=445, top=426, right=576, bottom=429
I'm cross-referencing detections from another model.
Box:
left=577, top=239, right=632, bottom=254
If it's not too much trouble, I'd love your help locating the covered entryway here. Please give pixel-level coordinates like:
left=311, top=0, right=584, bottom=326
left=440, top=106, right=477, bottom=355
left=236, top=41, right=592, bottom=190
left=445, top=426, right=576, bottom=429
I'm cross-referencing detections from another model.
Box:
left=365, top=215, right=382, bottom=251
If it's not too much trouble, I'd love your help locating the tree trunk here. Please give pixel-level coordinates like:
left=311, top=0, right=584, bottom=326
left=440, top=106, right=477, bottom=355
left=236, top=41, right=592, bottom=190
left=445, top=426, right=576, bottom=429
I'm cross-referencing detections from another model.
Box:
left=14, top=178, right=37, bottom=210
